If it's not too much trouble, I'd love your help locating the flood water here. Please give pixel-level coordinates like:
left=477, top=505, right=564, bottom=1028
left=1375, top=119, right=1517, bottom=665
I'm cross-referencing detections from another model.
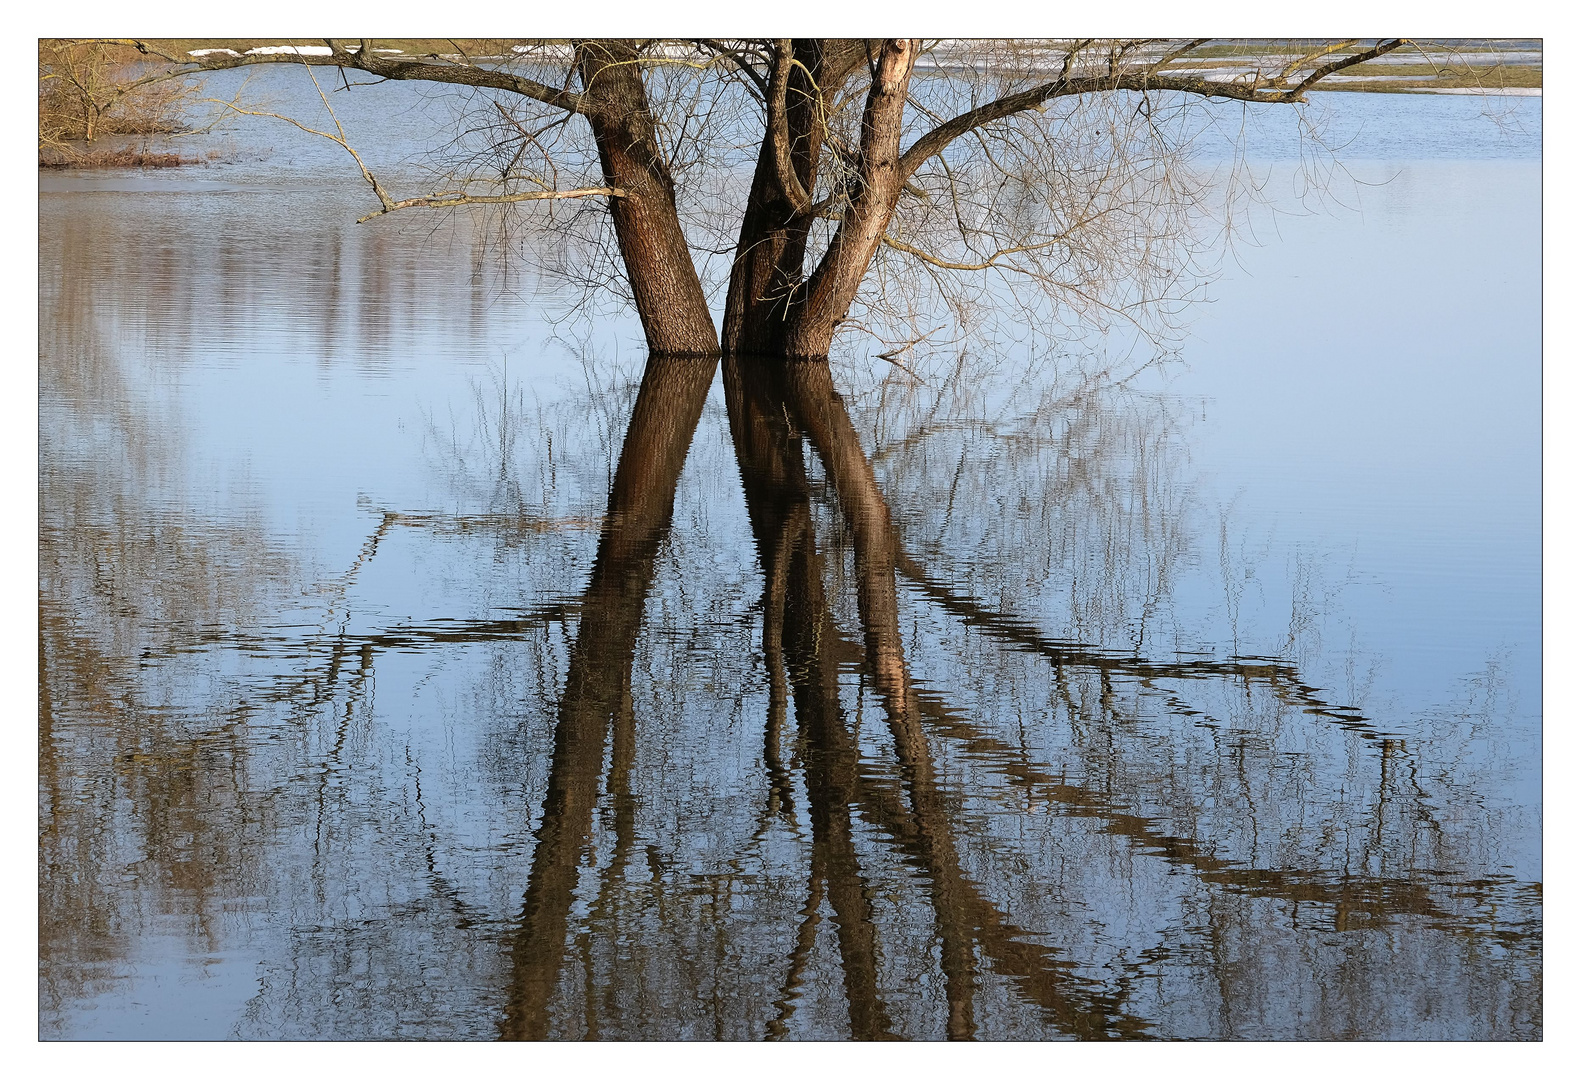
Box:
left=38, top=73, right=1541, bottom=1040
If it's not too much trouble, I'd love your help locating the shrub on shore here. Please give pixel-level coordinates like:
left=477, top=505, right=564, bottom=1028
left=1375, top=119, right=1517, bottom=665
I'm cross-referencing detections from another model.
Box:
left=39, top=40, right=195, bottom=167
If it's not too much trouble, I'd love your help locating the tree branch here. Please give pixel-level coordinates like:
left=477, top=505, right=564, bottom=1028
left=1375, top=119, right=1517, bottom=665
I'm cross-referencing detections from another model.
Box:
left=1286, top=38, right=1407, bottom=96
left=1276, top=40, right=1359, bottom=82
left=356, top=187, right=626, bottom=224
left=692, top=39, right=769, bottom=99
left=201, top=68, right=622, bottom=225
left=202, top=66, right=400, bottom=213
left=880, top=233, right=1070, bottom=272
left=898, top=39, right=1408, bottom=180
left=117, top=38, right=588, bottom=115
left=1147, top=38, right=1210, bottom=75
left=767, top=39, right=813, bottom=214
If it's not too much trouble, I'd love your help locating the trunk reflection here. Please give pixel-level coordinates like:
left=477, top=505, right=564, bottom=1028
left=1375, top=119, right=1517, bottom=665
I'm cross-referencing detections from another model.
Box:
left=39, top=201, right=1540, bottom=1037
left=739, top=357, right=1143, bottom=1039
left=485, top=351, right=1536, bottom=1040
left=502, top=356, right=718, bottom=1039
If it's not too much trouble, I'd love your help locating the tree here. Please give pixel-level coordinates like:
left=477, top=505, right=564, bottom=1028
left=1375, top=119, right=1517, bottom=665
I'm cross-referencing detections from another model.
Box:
left=39, top=39, right=196, bottom=165
left=116, top=38, right=1405, bottom=359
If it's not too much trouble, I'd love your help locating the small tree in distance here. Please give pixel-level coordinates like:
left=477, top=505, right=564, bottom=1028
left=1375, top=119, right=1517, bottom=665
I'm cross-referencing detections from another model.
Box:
left=39, top=40, right=198, bottom=166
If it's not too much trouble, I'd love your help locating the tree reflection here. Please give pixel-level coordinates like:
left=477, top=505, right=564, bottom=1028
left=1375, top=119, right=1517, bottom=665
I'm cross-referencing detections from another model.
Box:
left=502, top=356, right=718, bottom=1038
left=39, top=302, right=1539, bottom=1038
left=732, top=355, right=1145, bottom=1038
left=482, top=353, right=1536, bottom=1040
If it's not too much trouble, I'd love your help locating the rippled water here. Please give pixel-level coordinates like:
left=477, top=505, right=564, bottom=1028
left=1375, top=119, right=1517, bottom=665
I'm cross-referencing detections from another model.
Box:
left=38, top=75, right=1541, bottom=1040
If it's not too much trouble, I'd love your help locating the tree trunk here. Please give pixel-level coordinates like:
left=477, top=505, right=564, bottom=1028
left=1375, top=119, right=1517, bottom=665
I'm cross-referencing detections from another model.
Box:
left=576, top=40, right=720, bottom=356
left=778, top=39, right=919, bottom=358
left=722, top=40, right=834, bottom=356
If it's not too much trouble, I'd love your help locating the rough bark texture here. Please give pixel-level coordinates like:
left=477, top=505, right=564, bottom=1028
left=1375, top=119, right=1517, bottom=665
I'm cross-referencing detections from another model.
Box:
left=576, top=40, right=721, bottom=356
left=778, top=39, right=919, bottom=358
left=722, top=40, right=871, bottom=356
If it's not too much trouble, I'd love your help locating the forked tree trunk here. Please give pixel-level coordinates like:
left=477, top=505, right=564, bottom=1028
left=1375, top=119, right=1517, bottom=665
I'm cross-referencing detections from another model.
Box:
left=778, top=39, right=918, bottom=358
left=722, top=39, right=919, bottom=360
left=576, top=40, right=720, bottom=356
left=577, top=38, right=918, bottom=362
left=723, top=40, right=836, bottom=356
left=575, top=38, right=919, bottom=361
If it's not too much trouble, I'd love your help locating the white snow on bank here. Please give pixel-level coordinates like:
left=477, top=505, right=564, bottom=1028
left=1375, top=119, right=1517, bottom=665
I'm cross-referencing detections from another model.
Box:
left=513, top=44, right=574, bottom=58
left=244, top=45, right=334, bottom=57
left=188, top=44, right=404, bottom=59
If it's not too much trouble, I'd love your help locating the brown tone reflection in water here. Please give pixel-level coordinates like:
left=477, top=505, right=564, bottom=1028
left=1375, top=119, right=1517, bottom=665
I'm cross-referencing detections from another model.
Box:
left=729, top=356, right=1140, bottom=1039
left=40, top=208, right=300, bottom=1026
left=40, top=192, right=1539, bottom=1037
left=502, top=356, right=719, bottom=1038
left=483, top=354, right=1537, bottom=1040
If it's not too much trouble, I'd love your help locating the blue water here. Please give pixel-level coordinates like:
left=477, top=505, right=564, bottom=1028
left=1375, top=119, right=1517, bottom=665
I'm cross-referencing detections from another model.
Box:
left=39, top=75, right=1541, bottom=1039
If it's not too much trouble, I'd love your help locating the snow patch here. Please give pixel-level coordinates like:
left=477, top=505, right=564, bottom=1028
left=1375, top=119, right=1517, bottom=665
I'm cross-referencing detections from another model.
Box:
left=244, top=45, right=334, bottom=57
left=189, top=49, right=240, bottom=58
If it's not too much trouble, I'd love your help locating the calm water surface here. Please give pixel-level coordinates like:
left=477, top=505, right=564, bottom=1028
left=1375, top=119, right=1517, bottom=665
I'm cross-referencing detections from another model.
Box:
left=38, top=78, right=1541, bottom=1039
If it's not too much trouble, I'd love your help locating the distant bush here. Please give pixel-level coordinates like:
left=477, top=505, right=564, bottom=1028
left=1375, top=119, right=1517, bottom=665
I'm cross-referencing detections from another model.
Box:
left=39, top=40, right=196, bottom=167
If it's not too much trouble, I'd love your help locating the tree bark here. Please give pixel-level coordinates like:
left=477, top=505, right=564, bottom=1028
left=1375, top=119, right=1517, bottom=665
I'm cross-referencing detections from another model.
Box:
left=722, top=40, right=887, bottom=357
left=724, top=40, right=828, bottom=355
left=778, top=39, right=919, bottom=358
left=575, top=40, right=720, bottom=356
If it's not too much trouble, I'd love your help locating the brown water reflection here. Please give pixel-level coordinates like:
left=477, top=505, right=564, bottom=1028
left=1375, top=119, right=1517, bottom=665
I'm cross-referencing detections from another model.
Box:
left=40, top=203, right=1539, bottom=1038
left=503, top=356, right=718, bottom=1038
left=206, top=351, right=1529, bottom=1040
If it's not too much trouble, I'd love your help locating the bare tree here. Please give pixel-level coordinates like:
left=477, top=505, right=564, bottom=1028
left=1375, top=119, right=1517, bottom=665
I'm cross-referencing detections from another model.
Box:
left=109, top=37, right=1414, bottom=360
left=39, top=40, right=198, bottom=165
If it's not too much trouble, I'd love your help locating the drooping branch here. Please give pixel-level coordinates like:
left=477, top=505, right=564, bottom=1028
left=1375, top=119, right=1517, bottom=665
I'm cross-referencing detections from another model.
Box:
left=202, top=67, right=400, bottom=214
left=201, top=72, right=624, bottom=224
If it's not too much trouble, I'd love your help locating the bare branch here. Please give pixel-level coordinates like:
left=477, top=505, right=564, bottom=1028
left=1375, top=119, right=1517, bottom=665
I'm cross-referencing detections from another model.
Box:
left=881, top=233, right=1072, bottom=272
left=692, top=39, right=769, bottom=98
left=1276, top=40, right=1359, bottom=82
left=116, top=38, right=588, bottom=114
left=1147, top=38, right=1210, bottom=75
left=201, top=66, right=400, bottom=213
left=898, top=39, right=1409, bottom=180
left=356, top=187, right=626, bottom=224
left=201, top=63, right=623, bottom=225
left=1287, top=38, right=1408, bottom=96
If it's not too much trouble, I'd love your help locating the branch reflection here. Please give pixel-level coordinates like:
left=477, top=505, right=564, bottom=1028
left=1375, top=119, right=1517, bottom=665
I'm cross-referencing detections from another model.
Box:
left=490, top=352, right=1538, bottom=1039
